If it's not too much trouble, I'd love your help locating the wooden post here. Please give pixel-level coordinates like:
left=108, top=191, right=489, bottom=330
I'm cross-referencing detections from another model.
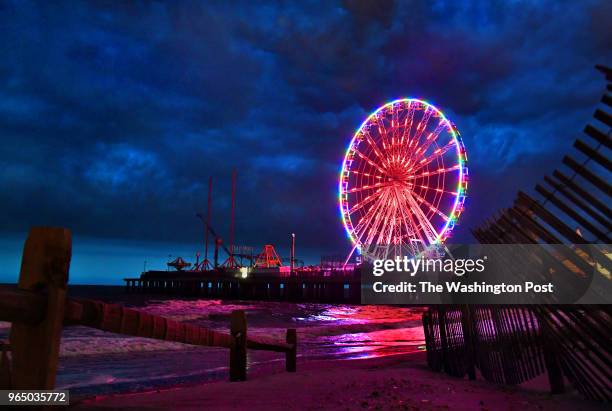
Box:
left=540, top=317, right=565, bottom=394
left=229, top=310, right=247, bottom=381
left=437, top=306, right=449, bottom=373
left=0, top=343, right=11, bottom=388
left=286, top=328, right=297, bottom=372
left=460, top=305, right=476, bottom=380
left=9, top=227, right=71, bottom=389
left=543, top=346, right=565, bottom=393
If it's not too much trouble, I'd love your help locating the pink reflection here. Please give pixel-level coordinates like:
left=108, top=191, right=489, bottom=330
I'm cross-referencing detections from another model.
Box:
left=304, top=304, right=425, bottom=325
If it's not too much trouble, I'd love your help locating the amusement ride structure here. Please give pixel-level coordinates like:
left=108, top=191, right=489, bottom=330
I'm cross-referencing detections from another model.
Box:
left=339, top=98, right=468, bottom=262
left=128, top=97, right=471, bottom=301
left=142, top=98, right=469, bottom=281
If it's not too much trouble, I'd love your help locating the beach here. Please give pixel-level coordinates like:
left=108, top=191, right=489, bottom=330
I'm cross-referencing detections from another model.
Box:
left=0, top=286, right=425, bottom=397
left=1, top=286, right=607, bottom=410
left=73, top=352, right=606, bottom=411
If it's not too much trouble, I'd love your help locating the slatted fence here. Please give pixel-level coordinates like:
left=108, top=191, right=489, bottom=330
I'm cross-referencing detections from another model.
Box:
left=423, top=65, right=612, bottom=402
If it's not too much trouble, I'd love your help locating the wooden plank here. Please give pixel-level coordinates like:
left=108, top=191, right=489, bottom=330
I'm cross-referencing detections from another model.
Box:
left=286, top=329, right=297, bottom=372
left=593, top=109, right=611, bottom=128
left=247, top=336, right=293, bottom=352
left=495, top=213, right=587, bottom=288
left=101, top=304, right=122, bottom=332
left=501, top=207, right=593, bottom=277
left=230, top=310, right=247, bottom=381
left=9, top=227, right=71, bottom=390
left=213, top=331, right=232, bottom=348
left=437, top=306, right=451, bottom=375
left=562, top=156, right=612, bottom=197
left=553, top=170, right=611, bottom=219
left=562, top=309, right=612, bottom=371
left=137, top=312, right=154, bottom=338
left=460, top=306, right=476, bottom=380
left=0, top=288, right=46, bottom=325
left=544, top=175, right=612, bottom=231
left=595, top=64, right=612, bottom=78
left=583, top=125, right=612, bottom=149
left=535, top=184, right=610, bottom=242
left=574, top=139, right=612, bottom=171
left=185, top=324, right=199, bottom=345
left=165, top=318, right=178, bottom=341
left=0, top=341, right=13, bottom=390
left=516, top=192, right=586, bottom=244
left=515, top=193, right=610, bottom=268
left=120, top=307, right=139, bottom=335
left=0, top=344, right=11, bottom=389
left=539, top=312, right=565, bottom=394
left=536, top=306, right=612, bottom=401
left=470, top=228, right=487, bottom=244
left=485, top=220, right=577, bottom=296
left=174, top=322, right=186, bottom=343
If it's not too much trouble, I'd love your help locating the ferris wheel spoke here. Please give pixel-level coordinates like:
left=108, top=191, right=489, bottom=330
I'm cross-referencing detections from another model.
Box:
left=393, top=187, right=430, bottom=247
left=352, top=189, right=389, bottom=241
left=400, top=102, right=417, bottom=148
left=352, top=147, right=387, bottom=175
left=406, top=108, right=433, bottom=154
left=392, top=107, right=405, bottom=161
left=372, top=113, right=393, bottom=151
left=361, top=129, right=385, bottom=160
left=348, top=188, right=384, bottom=215
left=364, top=190, right=396, bottom=247
left=403, top=190, right=440, bottom=244
left=408, top=188, right=452, bottom=222
left=380, top=195, right=399, bottom=247
left=350, top=170, right=385, bottom=179
left=358, top=194, right=390, bottom=248
left=408, top=120, right=449, bottom=166
left=385, top=190, right=409, bottom=247
left=346, top=180, right=390, bottom=194
left=396, top=187, right=437, bottom=243
left=409, top=141, right=455, bottom=174
left=366, top=192, right=393, bottom=244
left=407, top=164, right=460, bottom=180
left=414, top=184, right=461, bottom=196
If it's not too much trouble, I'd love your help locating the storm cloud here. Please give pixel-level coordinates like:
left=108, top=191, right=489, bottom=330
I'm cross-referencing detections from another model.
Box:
left=0, top=0, right=610, bottom=260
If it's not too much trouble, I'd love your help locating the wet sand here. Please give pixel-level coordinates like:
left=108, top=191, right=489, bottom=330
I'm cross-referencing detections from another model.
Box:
left=73, top=352, right=606, bottom=411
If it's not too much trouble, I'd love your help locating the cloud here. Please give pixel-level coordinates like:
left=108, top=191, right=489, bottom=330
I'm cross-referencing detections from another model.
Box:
left=0, top=0, right=610, bottom=258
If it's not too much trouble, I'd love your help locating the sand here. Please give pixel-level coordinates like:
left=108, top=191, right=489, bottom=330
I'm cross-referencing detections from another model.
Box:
left=72, top=352, right=606, bottom=411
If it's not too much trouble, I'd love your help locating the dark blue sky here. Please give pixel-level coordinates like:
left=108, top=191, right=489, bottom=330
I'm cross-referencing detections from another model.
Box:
left=1, top=0, right=611, bottom=265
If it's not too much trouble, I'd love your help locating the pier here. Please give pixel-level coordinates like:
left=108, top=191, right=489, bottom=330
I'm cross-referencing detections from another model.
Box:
left=124, top=269, right=361, bottom=304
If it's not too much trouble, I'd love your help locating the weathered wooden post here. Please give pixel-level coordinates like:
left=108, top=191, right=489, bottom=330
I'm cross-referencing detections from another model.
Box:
left=230, top=310, right=247, bottom=381
left=540, top=314, right=565, bottom=394
left=9, top=227, right=71, bottom=389
left=437, top=306, right=449, bottom=373
left=460, top=305, right=476, bottom=380
left=286, top=328, right=297, bottom=372
left=0, top=343, right=11, bottom=388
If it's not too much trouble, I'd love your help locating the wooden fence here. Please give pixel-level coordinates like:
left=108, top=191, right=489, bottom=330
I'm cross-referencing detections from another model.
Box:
left=423, top=65, right=612, bottom=402
left=424, top=305, right=611, bottom=401
left=0, top=227, right=297, bottom=390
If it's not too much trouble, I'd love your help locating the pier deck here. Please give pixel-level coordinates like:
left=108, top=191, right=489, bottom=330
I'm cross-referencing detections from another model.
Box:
left=124, top=269, right=361, bottom=304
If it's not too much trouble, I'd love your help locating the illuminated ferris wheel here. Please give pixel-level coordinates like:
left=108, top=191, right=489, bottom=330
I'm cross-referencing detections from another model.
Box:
left=339, top=98, right=468, bottom=262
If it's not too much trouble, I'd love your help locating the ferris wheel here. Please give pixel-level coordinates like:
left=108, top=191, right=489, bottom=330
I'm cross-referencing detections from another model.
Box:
left=339, top=98, right=468, bottom=262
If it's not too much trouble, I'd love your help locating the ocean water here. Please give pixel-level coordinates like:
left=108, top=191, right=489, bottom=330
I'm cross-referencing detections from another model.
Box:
left=0, top=294, right=424, bottom=397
